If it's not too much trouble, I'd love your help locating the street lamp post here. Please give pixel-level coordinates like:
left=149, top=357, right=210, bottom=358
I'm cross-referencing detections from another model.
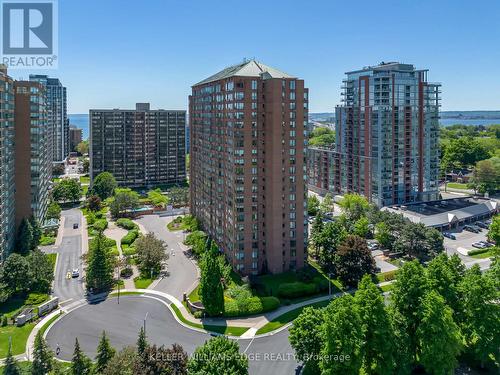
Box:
left=144, top=312, right=149, bottom=334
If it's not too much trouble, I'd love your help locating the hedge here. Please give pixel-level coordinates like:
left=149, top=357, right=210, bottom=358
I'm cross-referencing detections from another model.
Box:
left=121, top=229, right=139, bottom=245
left=468, top=248, right=490, bottom=256
left=224, top=296, right=280, bottom=317
left=116, top=218, right=137, bottom=230
left=277, top=282, right=318, bottom=299
left=122, top=244, right=137, bottom=256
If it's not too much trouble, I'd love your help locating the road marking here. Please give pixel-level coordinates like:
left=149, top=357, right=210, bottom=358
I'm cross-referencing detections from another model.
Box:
left=243, top=336, right=255, bottom=353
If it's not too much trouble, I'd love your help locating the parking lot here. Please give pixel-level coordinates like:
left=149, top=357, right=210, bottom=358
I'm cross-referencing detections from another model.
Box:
left=444, top=225, right=490, bottom=256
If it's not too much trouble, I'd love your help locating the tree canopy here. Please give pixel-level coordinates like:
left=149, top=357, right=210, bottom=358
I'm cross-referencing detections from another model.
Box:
left=91, top=172, right=117, bottom=200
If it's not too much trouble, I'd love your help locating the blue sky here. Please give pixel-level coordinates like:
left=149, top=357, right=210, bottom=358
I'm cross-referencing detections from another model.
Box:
left=11, top=0, right=500, bottom=113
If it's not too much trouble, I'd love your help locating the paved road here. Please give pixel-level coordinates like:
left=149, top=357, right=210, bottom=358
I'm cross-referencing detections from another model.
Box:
left=135, top=215, right=198, bottom=300
left=46, top=296, right=299, bottom=375
left=44, top=209, right=85, bottom=303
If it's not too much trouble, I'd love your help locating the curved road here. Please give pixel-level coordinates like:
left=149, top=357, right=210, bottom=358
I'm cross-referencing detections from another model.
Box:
left=46, top=296, right=300, bottom=375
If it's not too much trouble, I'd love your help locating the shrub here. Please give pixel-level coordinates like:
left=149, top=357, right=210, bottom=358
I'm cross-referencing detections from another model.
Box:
left=93, top=218, right=108, bottom=232
left=25, top=292, right=49, bottom=306
left=194, top=311, right=203, bottom=319
left=313, top=277, right=330, bottom=292
left=379, top=270, right=398, bottom=282
left=116, top=218, right=137, bottom=230
left=86, top=212, right=96, bottom=225
left=224, top=296, right=280, bottom=317
left=121, top=229, right=139, bottom=245
left=120, top=267, right=133, bottom=278
left=122, top=244, right=137, bottom=256
left=467, top=248, right=490, bottom=256
left=277, top=282, right=318, bottom=299
left=1, top=315, right=7, bottom=326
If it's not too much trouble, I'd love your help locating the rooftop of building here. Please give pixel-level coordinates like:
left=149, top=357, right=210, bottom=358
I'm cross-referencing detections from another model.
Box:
left=90, top=103, right=186, bottom=112
left=382, top=197, right=498, bottom=228
left=346, top=61, right=428, bottom=75
left=194, top=59, right=294, bottom=86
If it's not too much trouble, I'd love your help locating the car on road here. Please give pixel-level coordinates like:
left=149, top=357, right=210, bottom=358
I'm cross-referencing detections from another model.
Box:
left=71, top=268, right=80, bottom=278
left=479, top=240, right=494, bottom=248
left=464, top=225, right=480, bottom=233
left=443, top=232, right=456, bottom=240
left=73, top=223, right=79, bottom=229
left=475, top=221, right=489, bottom=229
left=367, top=242, right=379, bottom=251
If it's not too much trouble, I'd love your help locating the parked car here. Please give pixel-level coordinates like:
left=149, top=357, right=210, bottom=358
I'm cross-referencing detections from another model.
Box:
left=484, top=219, right=492, bottom=226
left=470, top=224, right=483, bottom=232
left=367, top=242, right=379, bottom=251
left=443, top=232, right=457, bottom=240
left=475, top=221, right=488, bottom=229
left=73, top=223, right=79, bottom=229
left=479, top=241, right=494, bottom=248
left=72, top=268, right=80, bottom=278
left=464, top=225, right=480, bottom=233
left=472, top=242, right=487, bottom=249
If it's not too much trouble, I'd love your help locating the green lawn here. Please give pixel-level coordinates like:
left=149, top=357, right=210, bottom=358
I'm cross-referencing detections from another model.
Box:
left=0, top=323, right=35, bottom=358
left=110, top=291, right=144, bottom=297
left=80, top=176, right=90, bottom=184
left=39, top=234, right=56, bottom=246
left=38, top=312, right=63, bottom=337
left=379, top=283, right=394, bottom=292
left=256, top=299, right=332, bottom=335
left=133, top=276, right=153, bottom=289
left=447, top=182, right=469, bottom=190
left=170, top=304, right=248, bottom=336
left=0, top=297, right=27, bottom=320
left=188, top=285, right=200, bottom=302
left=47, top=253, right=57, bottom=272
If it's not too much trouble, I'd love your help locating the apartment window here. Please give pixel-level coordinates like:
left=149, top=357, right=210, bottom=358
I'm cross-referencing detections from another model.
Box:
left=251, top=80, right=257, bottom=90
left=290, top=80, right=296, bottom=90
left=290, top=92, right=296, bottom=100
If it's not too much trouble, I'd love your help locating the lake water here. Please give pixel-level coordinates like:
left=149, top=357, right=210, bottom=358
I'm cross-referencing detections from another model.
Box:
left=69, top=113, right=500, bottom=141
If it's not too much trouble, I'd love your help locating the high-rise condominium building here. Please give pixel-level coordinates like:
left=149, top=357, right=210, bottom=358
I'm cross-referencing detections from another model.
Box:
left=335, top=62, right=440, bottom=207
left=0, top=65, right=16, bottom=259
left=306, top=146, right=340, bottom=196
left=29, top=75, right=69, bottom=163
left=90, top=103, right=186, bottom=187
left=14, top=81, right=51, bottom=228
left=190, top=60, right=308, bottom=275
left=69, top=125, right=83, bottom=153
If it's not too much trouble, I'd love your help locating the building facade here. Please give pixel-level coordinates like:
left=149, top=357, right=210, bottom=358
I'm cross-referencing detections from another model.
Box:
left=90, top=103, right=186, bottom=187
left=0, top=65, right=16, bottom=259
left=306, top=146, right=340, bottom=196
left=335, top=62, right=440, bottom=207
left=14, top=81, right=51, bottom=228
left=29, top=75, right=69, bottom=163
left=190, top=60, right=308, bottom=275
left=69, top=125, right=83, bottom=152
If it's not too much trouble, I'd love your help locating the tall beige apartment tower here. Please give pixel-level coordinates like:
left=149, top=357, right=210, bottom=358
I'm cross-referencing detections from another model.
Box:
left=189, top=60, right=308, bottom=275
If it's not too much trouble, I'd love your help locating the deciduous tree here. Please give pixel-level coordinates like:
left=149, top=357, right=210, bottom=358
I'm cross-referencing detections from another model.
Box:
left=91, top=172, right=117, bottom=200
left=338, top=193, right=369, bottom=222
left=135, top=233, right=168, bottom=276
left=335, top=235, right=376, bottom=287
left=289, top=306, right=324, bottom=374
left=187, top=336, right=248, bottom=375
left=417, top=291, right=462, bottom=374
left=320, top=295, right=363, bottom=375
left=354, top=275, right=395, bottom=374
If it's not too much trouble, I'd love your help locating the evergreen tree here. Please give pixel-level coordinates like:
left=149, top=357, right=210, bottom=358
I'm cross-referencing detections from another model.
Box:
left=95, top=331, right=115, bottom=374
left=85, top=232, right=114, bottom=292
left=390, top=260, right=429, bottom=362
left=71, top=338, right=92, bottom=375
left=137, top=327, right=147, bottom=356
left=320, top=295, right=363, bottom=375
left=16, top=218, right=33, bottom=255
left=199, top=240, right=224, bottom=316
left=31, top=331, right=53, bottom=375
left=4, top=339, right=21, bottom=375
left=417, top=291, right=462, bottom=374
left=29, top=216, right=42, bottom=250
left=354, top=275, right=395, bottom=374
